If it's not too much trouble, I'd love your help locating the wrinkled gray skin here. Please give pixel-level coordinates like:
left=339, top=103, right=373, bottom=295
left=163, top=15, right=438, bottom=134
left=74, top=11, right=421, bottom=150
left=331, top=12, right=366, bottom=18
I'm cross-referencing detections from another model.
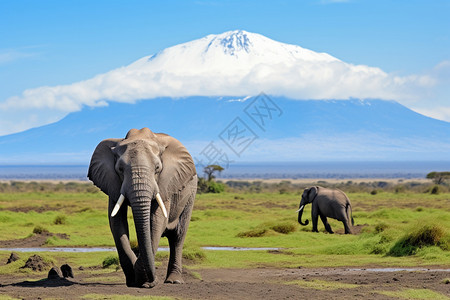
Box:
left=88, top=128, right=197, bottom=288
left=298, top=186, right=354, bottom=234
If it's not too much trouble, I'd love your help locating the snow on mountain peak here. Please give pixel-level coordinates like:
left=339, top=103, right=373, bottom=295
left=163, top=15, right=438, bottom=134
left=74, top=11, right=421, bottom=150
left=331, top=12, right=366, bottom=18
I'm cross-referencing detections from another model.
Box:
left=125, top=29, right=343, bottom=88
left=140, top=30, right=338, bottom=68
left=212, top=30, right=252, bottom=55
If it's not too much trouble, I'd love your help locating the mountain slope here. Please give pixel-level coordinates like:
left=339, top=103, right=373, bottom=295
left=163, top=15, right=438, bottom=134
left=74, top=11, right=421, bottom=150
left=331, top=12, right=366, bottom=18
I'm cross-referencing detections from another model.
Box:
left=1, top=96, right=449, bottom=163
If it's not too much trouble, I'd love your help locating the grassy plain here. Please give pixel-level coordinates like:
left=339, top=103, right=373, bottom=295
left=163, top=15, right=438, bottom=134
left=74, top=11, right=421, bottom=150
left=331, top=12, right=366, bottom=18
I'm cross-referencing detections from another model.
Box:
left=0, top=180, right=449, bottom=273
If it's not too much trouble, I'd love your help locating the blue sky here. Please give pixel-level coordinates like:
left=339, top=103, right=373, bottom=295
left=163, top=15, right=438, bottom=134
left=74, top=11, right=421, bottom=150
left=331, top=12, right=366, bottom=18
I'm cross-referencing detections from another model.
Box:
left=1, top=0, right=449, bottom=135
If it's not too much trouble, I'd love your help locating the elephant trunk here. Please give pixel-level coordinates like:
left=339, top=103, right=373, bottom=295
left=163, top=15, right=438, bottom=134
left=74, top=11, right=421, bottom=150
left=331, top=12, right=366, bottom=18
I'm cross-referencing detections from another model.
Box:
left=127, top=169, right=157, bottom=286
left=132, top=201, right=156, bottom=285
left=297, top=202, right=309, bottom=226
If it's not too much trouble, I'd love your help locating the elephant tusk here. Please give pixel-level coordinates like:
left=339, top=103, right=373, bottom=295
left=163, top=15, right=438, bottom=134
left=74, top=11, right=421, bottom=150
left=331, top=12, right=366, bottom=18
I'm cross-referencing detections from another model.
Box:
left=296, top=205, right=304, bottom=213
left=156, top=193, right=168, bottom=219
left=111, top=194, right=125, bottom=217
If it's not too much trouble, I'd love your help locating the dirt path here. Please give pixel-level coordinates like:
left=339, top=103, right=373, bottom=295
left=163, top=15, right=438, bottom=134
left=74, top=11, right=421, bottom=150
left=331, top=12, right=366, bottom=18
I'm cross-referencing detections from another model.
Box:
left=1, top=266, right=449, bottom=299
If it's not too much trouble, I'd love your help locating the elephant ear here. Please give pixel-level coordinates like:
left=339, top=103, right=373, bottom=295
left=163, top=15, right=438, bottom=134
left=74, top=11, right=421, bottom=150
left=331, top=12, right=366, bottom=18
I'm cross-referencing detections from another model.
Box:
left=88, top=138, right=122, bottom=196
left=309, top=186, right=319, bottom=201
left=156, top=133, right=196, bottom=198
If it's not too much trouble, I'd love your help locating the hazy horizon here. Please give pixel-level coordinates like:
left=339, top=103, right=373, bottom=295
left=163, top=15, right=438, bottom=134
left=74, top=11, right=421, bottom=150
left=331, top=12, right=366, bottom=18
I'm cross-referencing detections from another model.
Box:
left=1, top=161, right=449, bottom=180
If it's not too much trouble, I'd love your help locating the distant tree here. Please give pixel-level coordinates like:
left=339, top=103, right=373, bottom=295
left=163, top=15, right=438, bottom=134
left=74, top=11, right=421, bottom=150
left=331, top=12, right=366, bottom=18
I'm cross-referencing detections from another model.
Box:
left=204, top=164, right=224, bottom=181
left=426, top=171, right=450, bottom=185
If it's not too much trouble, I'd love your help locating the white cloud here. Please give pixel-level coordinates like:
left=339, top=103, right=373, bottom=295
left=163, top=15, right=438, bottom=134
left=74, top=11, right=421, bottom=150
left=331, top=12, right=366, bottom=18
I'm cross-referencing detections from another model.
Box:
left=412, top=107, right=450, bottom=123
left=406, top=59, right=450, bottom=121
left=0, top=47, right=40, bottom=65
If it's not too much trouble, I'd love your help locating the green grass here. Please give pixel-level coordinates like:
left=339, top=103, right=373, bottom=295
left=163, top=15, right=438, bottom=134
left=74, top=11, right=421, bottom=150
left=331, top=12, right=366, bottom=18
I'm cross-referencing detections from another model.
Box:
left=378, top=288, right=450, bottom=299
left=388, top=223, right=449, bottom=256
left=0, top=184, right=449, bottom=271
left=102, top=255, right=120, bottom=268
left=0, top=296, right=21, bottom=300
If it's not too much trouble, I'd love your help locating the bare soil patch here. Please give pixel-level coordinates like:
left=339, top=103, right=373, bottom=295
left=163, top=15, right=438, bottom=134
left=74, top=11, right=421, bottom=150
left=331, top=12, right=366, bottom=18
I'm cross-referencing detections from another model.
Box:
left=7, top=205, right=55, bottom=213
left=1, top=232, right=69, bottom=248
left=0, top=265, right=449, bottom=299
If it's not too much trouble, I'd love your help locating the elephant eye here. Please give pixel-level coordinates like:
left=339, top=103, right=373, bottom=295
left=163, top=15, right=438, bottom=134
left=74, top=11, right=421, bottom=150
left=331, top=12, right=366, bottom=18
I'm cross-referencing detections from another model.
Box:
left=115, top=162, right=124, bottom=174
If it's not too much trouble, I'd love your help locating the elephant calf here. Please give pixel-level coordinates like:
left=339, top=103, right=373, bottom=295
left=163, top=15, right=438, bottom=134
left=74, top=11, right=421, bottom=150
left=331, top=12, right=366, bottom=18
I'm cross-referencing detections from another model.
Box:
left=297, top=186, right=354, bottom=234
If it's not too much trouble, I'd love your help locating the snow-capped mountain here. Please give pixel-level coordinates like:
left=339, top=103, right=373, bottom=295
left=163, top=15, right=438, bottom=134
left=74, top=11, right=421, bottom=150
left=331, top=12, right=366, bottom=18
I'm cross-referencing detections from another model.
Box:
left=0, top=30, right=447, bottom=165
left=1, top=29, right=407, bottom=122
left=129, top=30, right=338, bottom=74
left=94, top=30, right=387, bottom=101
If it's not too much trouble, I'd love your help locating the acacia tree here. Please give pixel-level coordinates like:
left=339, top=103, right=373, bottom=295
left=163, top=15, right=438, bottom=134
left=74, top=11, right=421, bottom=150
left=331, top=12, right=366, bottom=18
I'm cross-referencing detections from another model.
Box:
left=426, top=171, right=450, bottom=185
left=204, top=164, right=224, bottom=181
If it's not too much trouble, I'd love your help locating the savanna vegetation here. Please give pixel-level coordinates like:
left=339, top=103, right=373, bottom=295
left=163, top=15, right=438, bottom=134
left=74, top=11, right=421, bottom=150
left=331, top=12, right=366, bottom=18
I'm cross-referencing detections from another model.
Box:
left=0, top=179, right=448, bottom=299
left=0, top=179, right=448, bottom=270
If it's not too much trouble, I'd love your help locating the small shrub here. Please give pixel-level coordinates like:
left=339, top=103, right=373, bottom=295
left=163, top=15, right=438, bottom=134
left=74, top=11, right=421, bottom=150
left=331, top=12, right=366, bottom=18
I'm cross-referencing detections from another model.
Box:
left=430, top=185, right=440, bottom=195
left=370, top=234, right=393, bottom=254
left=102, top=255, right=120, bottom=268
left=237, top=228, right=267, bottom=238
left=53, top=215, right=67, bottom=225
left=207, top=181, right=225, bottom=193
left=197, top=178, right=208, bottom=193
left=279, top=188, right=288, bottom=194
left=388, top=224, right=447, bottom=256
left=33, top=226, right=49, bottom=234
left=370, top=244, right=387, bottom=254
left=395, top=186, right=405, bottom=193
left=237, top=221, right=296, bottom=237
left=197, top=178, right=225, bottom=193
left=271, top=222, right=296, bottom=234
left=374, top=222, right=388, bottom=233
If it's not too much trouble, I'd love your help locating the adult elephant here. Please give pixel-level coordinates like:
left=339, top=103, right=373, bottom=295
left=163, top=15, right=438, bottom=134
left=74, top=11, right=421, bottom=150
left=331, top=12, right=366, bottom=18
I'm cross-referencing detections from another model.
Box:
left=88, top=128, right=197, bottom=288
left=297, top=186, right=354, bottom=234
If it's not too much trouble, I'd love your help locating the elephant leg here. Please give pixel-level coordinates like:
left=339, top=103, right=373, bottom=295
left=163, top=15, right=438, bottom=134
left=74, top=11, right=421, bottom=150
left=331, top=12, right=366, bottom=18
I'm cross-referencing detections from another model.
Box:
left=311, top=207, right=319, bottom=233
left=109, top=198, right=137, bottom=287
left=343, top=220, right=352, bottom=234
left=165, top=196, right=194, bottom=284
left=151, top=202, right=169, bottom=255
left=320, top=214, right=333, bottom=234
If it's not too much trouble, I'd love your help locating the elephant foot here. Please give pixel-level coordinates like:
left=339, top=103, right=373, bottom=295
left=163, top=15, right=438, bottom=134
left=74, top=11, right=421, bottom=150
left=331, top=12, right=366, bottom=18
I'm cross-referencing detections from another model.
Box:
left=141, top=280, right=157, bottom=288
left=127, top=278, right=158, bottom=288
left=165, top=273, right=184, bottom=284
